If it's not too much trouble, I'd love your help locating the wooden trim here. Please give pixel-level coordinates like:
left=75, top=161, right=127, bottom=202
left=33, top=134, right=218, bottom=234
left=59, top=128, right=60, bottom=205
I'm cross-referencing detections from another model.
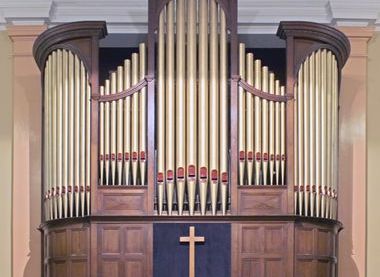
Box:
left=237, top=77, right=293, bottom=102
left=93, top=76, right=153, bottom=102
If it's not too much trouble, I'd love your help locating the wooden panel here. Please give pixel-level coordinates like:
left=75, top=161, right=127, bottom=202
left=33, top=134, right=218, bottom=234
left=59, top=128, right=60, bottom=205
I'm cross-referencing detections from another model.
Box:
left=265, top=259, right=285, bottom=277
left=71, top=260, right=88, bottom=277
left=317, top=229, right=332, bottom=257
left=124, top=227, right=144, bottom=254
left=97, top=188, right=147, bottom=215
left=234, top=223, right=290, bottom=277
left=238, top=187, right=287, bottom=215
left=52, top=229, right=67, bottom=258
left=101, top=260, right=120, bottom=276
left=241, top=227, right=262, bottom=253
left=125, top=260, right=144, bottom=277
left=45, top=224, right=90, bottom=277
left=52, top=260, right=67, bottom=277
left=296, top=227, right=314, bottom=255
left=96, top=223, right=152, bottom=277
left=241, top=258, right=261, bottom=277
left=295, top=223, right=338, bottom=277
left=71, top=228, right=88, bottom=256
left=101, top=227, right=122, bottom=254
left=296, top=260, right=315, bottom=277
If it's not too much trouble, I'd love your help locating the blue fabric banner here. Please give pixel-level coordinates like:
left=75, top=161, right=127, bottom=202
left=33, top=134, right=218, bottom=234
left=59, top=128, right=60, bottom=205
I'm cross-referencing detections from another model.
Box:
left=153, top=223, right=231, bottom=277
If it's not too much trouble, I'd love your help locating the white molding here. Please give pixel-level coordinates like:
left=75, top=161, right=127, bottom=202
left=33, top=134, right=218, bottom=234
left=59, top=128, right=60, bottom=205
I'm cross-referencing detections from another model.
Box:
left=0, top=0, right=379, bottom=33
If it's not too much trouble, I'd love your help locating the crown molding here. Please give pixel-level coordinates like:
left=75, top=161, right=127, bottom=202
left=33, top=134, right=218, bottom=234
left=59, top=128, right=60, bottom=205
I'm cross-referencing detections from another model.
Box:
left=0, top=0, right=380, bottom=34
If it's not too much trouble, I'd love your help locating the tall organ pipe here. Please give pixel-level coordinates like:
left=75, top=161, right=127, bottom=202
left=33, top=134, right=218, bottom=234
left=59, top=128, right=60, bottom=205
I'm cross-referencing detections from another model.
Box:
left=80, top=62, right=86, bottom=216
left=176, top=0, right=186, bottom=215
left=157, top=11, right=165, bottom=214
left=209, top=0, right=219, bottom=215
left=219, top=8, right=228, bottom=215
left=104, top=80, right=111, bottom=187
left=117, top=66, right=124, bottom=186
left=57, top=50, right=63, bottom=219
left=124, top=59, right=131, bottom=186
left=198, top=0, right=209, bottom=215
left=269, top=73, right=275, bottom=185
left=186, top=0, right=197, bottom=215
left=110, top=72, right=117, bottom=186
left=62, top=50, right=69, bottom=218
left=254, top=60, right=262, bottom=186
left=239, top=44, right=246, bottom=186
left=165, top=1, right=175, bottom=214
left=131, top=53, right=139, bottom=186
left=139, top=43, right=147, bottom=186
left=246, top=53, right=254, bottom=186
left=68, top=53, right=75, bottom=216
left=99, top=85, right=105, bottom=185
left=262, top=66, right=269, bottom=186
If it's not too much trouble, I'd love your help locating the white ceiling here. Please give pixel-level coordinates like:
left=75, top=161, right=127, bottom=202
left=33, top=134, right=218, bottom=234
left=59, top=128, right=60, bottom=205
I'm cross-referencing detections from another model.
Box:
left=1, top=0, right=379, bottom=33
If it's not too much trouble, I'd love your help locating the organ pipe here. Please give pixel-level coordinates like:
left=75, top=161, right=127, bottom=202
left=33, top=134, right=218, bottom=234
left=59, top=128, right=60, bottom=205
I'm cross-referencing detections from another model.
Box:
left=157, top=11, right=165, bottom=214
left=139, top=43, right=147, bottom=186
left=165, top=0, right=175, bottom=214
left=124, top=59, right=131, bottom=186
left=239, top=44, right=246, bottom=186
left=117, top=66, right=124, bottom=186
left=186, top=0, right=197, bottom=215
left=198, top=0, right=209, bottom=215
left=176, top=0, right=186, bottom=215
left=209, top=0, right=219, bottom=215
left=132, top=53, right=139, bottom=186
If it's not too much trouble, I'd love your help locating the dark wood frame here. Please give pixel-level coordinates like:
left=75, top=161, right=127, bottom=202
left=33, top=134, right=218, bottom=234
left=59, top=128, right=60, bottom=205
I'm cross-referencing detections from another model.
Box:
left=33, top=7, right=351, bottom=276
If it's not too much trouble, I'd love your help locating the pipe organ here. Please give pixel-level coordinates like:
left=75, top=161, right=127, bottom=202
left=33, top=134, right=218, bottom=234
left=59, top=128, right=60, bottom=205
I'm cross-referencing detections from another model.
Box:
left=34, top=1, right=350, bottom=276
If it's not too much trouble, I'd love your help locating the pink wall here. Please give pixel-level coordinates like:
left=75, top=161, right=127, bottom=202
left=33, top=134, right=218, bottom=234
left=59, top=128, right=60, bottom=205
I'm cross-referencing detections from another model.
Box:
left=338, top=27, right=374, bottom=277
left=8, top=25, right=46, bottom=277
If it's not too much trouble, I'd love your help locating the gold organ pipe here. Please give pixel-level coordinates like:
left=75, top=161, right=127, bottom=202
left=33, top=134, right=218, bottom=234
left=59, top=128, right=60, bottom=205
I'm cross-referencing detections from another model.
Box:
left=110, top=72, right=117, bottom=186
left=165, top=1, right=174, bottom=213
left=254, top=60, right=262, bottom=185
left=68, top=52, right=75, bottom=216
left=132, top=53, right=139, bottom=186
left=239, top=44, right=246, bottom=186
left=280, top=85, right=286, bottom=186
left=176, top=0, right=186, bottom=215
left=52, top=51, right=57, bottom=219
left=297, top=66, right=304, bottom=215
left=332, top=58, right=338, bottom=219
left=262, top=67, right=269, bottom=186
left=104, top=80, right=111, bottom=187
left=294, top=83, right=298, bottom=213
left=309, top=53, right=315, bottom=216
left=117, top=66, right=124, bottom=186
left=62, top=50, right=69, bottom=218
left=303, top=57, right=310, bottom=216
left=123, top=59, right=131, bottom=186
left=57, top=50, right=63, bottom=219
left=99, top=85, right=105, bottom=186
left=186, top=0, right=197, bottom=215
left=198, top=0, right=208, bottom=215
left=269, top=73, right=275, bottom=185
left=86, top=81, right=91, bottom=215
left=326, top=51, right=332, bottom=218
left=74, top=55, right=81, bottom=216
left=80, top=62, right=86, bottom=216
left=157, top=11, right=165, bottom=214
left=220, top=8, right=228, bottom=215
left=315, top=50, right=321, bottom=217
left=44, top=60, right=49, bottom=219
left=246, top=54, right=254, bottom=186
left=209, top=0, right=219, bottom=215
left=139, top=43, right=146, bottom=186
left=275, top=80, right=281, bottom=186
left=48, top=55, right=54, bottom=219
left=321, top=50, right=327, bottom=217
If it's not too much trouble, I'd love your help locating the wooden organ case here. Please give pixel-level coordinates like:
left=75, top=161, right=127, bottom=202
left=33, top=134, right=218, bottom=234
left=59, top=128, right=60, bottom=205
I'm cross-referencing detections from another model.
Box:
left=33, top=1, right=350, bottom=276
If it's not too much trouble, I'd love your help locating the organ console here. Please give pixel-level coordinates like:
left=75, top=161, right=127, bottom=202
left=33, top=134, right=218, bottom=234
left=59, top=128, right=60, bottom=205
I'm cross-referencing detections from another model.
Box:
left=33, top=1, right=350, bottom=276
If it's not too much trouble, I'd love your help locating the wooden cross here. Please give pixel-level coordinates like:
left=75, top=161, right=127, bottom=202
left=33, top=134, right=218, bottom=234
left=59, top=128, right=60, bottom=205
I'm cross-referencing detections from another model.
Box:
left=180, top=226, right=205, bottom=277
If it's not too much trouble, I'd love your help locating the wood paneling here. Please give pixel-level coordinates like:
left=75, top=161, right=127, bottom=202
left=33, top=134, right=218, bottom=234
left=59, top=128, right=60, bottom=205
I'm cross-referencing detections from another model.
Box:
left=233, top=222, right=290, bottom=277
left=96, top=223, right=152, bottom=277
left=238, top=187, right=288, bottom=215
left=295, top=223, right=337, bottom=277
left=45, top=224, right=90, bottom=277
left=96, top=188, right=148, bottom=215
